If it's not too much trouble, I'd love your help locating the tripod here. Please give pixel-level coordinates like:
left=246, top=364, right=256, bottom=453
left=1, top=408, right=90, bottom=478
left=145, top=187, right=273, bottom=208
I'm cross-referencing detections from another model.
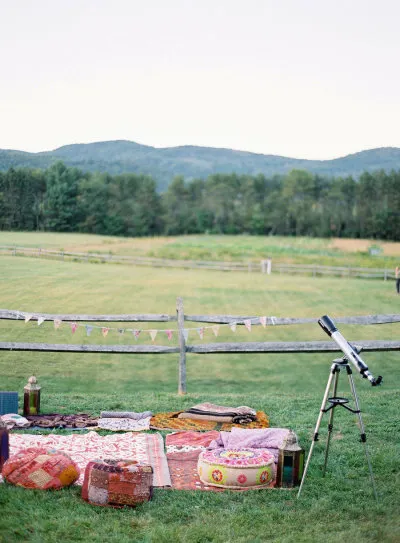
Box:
left=297, top=356, right=378, bottom=500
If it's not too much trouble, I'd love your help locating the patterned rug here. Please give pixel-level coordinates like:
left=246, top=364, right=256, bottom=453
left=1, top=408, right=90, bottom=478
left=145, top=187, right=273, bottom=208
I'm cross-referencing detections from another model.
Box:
left=151, top=411, right=269, bottom=432
left=165, top=431, right=274, bottom=492
left=7, top=431, right=171, bottom=487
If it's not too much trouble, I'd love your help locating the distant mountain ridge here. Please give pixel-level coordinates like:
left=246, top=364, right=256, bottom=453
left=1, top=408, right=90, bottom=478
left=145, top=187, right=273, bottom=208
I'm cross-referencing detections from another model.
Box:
left=1, top=140, right=400, bottom=191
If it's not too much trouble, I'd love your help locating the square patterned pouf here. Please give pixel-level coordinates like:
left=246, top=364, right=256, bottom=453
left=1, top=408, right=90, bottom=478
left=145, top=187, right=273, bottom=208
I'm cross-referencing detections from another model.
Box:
left=81, top=459, right=153, bottom=507
left=0, top=392, right=19, bottom=416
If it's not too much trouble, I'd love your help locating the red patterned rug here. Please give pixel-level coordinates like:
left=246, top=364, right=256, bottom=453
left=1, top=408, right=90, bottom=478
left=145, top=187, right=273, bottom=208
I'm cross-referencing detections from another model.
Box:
left=8, top=431, right=171, bottom=487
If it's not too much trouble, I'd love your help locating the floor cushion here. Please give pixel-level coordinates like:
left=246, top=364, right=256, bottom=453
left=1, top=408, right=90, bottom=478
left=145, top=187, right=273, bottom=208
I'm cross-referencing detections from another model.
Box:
left=81, top=459, right=153, bottom=507
left=2, top=447, right=80, bottom=489
left=197, top=448, right=275, bottom=489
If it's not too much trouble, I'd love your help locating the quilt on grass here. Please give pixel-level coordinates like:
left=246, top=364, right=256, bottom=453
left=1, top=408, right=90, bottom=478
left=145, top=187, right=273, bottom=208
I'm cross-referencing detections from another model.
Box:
left=7, top=431, right=171, bottom=487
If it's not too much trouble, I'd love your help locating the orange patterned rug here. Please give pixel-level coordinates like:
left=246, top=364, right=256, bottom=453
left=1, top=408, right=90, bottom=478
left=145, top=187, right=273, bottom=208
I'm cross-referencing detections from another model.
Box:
left=150, top=411, right=269, bottom=432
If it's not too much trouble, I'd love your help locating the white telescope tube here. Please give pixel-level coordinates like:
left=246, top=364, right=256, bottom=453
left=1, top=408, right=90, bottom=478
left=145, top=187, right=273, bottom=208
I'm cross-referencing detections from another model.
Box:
left=318, top=315, right=382, bottom=386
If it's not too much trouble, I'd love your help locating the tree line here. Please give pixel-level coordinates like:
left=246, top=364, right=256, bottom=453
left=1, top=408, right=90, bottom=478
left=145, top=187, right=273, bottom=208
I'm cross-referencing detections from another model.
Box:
left=1, top=162, right=399, bottom=240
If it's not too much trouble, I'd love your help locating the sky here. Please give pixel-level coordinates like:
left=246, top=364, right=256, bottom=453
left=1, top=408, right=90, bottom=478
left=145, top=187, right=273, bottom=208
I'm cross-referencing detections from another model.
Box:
left=1, top=0, right=399, bottom=159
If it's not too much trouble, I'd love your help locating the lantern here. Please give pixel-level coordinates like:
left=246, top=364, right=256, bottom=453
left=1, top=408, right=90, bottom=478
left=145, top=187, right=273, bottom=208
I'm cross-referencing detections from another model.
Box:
left=276, top=429, right=305, bottom=488
left=0, top=418, right=9, bottom=470
left=23, top=376, right=41, bottom=416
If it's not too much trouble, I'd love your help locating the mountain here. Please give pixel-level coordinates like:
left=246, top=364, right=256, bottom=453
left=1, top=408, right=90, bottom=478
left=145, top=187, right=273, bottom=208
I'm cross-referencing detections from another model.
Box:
left=1, top=141, right=400, bottom=191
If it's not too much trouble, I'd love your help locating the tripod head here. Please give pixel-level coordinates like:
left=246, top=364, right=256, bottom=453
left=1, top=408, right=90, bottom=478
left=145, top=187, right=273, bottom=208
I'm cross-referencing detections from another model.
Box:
left=318, top=315, right=383, bottom=386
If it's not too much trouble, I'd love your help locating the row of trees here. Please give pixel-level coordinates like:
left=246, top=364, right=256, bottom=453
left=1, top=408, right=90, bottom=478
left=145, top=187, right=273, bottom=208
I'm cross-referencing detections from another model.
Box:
left=1, top=162, right=399, bottom=240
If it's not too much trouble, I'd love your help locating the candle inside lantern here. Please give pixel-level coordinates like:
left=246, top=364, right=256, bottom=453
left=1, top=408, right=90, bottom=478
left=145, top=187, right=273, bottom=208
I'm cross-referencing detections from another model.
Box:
left=23, top=376, right=41, bottom=416
left=276, top=429, right=305, bottom=488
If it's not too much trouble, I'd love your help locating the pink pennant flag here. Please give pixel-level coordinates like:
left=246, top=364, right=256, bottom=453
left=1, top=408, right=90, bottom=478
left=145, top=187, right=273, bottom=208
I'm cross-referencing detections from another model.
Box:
left=260, top=316, right=267, bottom=328
left=149, top=330, right=158, bottom=343
left=24, top=314, right=33, bottom=323
left=70, top=322, right=78, bottom=334
left=229, top=321, right=237, bottom=333
left=197, top=327, right=205, bottom=339
left=212, top=325, right=220, bottom=337
left=165, top=329, right=173, bottom=341
left=54, top=319, right=62, bottom=330
left=244, top=319, right=252, bottom=332
left=101, top=327, right=109, bottom=338
left=37, top=317, right=45, bottom=326
left=133, top=329, right=141, bottom=340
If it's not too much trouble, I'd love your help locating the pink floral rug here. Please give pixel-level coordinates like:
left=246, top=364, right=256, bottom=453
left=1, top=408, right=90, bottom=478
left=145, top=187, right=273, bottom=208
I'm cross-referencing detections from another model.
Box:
left=7, top=431, right=171, bottom=487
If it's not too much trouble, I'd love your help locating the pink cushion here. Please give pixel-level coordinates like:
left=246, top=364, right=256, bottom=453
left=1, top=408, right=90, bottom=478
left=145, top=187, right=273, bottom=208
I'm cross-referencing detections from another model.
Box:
left=2, top=447, right=80, bottom=489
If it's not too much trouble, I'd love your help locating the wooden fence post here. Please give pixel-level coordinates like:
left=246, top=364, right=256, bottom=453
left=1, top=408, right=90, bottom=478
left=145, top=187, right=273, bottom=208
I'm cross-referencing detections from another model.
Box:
left=176, top=297, right=187, bottom=394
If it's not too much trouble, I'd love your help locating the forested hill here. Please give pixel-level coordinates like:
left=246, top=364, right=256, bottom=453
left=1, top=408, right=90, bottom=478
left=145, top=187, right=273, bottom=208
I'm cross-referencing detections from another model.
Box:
left=1, top=141, right=400, bottom=191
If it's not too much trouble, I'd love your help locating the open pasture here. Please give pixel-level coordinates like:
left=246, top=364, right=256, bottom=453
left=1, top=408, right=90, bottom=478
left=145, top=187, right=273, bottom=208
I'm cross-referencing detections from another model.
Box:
left=1, top=231, right=400, bottom=268
left=0, top=238, right=399, bottom=542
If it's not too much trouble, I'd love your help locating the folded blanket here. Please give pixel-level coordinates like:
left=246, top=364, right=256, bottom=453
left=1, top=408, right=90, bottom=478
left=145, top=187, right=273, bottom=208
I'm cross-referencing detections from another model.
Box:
left=100, top=411, right=153, bottom=420
left=97, top=417, right=151, bottom=432
left=208, top=428, right=291, bottom=463
left=178, top=403, right=256, bottom=423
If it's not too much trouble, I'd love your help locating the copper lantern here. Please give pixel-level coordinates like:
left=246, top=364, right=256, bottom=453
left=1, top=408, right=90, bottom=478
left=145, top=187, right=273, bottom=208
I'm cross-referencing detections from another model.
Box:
left=23, top=376, right=41, bottom=416
left=276, top=429, right=304, bottom=488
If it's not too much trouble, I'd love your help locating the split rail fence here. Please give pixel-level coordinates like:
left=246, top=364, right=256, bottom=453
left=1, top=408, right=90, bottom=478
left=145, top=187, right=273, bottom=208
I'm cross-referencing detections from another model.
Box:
left=0, top=245, right=396, bottom=280
left=1, top=299, right=399, bottom=394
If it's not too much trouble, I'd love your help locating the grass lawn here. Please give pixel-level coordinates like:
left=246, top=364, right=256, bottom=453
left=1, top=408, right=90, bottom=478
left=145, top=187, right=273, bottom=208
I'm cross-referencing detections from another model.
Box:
left=0, top=237, right=399, bottom=542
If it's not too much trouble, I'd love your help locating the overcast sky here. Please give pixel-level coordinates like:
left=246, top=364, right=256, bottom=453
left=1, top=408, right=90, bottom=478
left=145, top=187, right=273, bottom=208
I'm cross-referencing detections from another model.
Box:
left=1, top=0, right=399, bottom=159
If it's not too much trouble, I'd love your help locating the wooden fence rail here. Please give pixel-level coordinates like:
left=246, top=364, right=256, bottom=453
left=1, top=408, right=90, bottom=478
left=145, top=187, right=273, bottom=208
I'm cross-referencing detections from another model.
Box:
left=0, top=245, right=396, bottom=280
left=1, top=301, right=399, bottom=394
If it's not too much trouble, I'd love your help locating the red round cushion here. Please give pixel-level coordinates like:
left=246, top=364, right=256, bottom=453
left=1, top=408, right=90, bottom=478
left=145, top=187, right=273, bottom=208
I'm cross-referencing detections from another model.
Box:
left=2, top=447, right=80, bottom=489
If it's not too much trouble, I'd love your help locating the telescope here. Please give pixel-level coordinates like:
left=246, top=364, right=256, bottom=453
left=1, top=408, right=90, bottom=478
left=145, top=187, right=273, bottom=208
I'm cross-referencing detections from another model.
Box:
left=318, top=315, right=382, bottom=386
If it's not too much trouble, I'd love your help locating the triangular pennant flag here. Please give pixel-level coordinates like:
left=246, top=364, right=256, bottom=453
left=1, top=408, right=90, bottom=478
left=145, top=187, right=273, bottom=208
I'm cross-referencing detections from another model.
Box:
left=183, top=329, right=189, bottom=342
left=24, top=314, right=33, bottom=323
left=165, top=329, right=173, bottom=341
left=86, top=325, right=93, bottom=336
left=149, top=330, right=158, bottom=343
left=133, top=329, right=141, bottom=340
left=118, top=328, right=125, bottom=335
left=212, top=324, right=220, bottom=337
left=244, top=319, right=252, bottom=332
left=271, top=316, right=277, bottom=325
left=101, top=327, right=109, bottom=338
left=197, top=327, right=205, bottom=339
left=260, top=316, right=267, bottom=328
left=71, top=322, right=78, bottom=334
left=54, top=319, right=62, bottom=330
left=37, top=317, right=45, bottom=326
left=229, top=321, right=237, bottom=333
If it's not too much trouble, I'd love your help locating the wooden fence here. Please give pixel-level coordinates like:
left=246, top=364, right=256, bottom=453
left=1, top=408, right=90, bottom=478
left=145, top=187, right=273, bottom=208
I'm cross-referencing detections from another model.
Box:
left=1, top=300, right=399, bottom=394
left=0, top=245, right=396, bottom=279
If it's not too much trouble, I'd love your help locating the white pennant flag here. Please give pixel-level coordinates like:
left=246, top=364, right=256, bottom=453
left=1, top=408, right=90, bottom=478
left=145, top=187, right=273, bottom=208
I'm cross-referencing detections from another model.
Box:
left=229, top=321, right=237, bottom=333
left=149, top=330, right=158, bottom=343
left=244, top=319, right=252, bottom=332
left=212, top=325, right=220, bottom=337
left=54, top=319, right=62, bottom=330
left=183, top=329, right=189, bottom=342
left=260, top=316, right=267, bottom=328
left=24, top=314, right=33, bottom=323
left=271, top=316, right=277, bottom=325
left=37, top=317, right=45, bottom=326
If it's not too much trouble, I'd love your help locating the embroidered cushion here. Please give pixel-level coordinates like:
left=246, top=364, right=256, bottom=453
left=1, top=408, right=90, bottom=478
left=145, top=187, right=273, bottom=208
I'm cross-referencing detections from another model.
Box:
left=197, top=448, right=275, bottom=489
left=81, top=459, right=153, bottom=507
left=2, top=447, right=80, bottom=489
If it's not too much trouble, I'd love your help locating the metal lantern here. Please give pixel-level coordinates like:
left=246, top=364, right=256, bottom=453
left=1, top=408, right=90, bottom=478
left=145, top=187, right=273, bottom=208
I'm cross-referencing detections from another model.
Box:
left=23, top=376, right=41, bottom=416
left=0, top=418, right=9, bottom=470
left=276, top=429, right=305, bottom=488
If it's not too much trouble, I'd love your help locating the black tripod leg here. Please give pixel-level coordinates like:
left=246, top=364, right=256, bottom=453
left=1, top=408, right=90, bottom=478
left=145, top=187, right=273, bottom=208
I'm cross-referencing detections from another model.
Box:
left=347, top=370, right=378, bottom=500
left=297, top=364, right=336, bottom=499
left=322, top=368, right=340, bottom=475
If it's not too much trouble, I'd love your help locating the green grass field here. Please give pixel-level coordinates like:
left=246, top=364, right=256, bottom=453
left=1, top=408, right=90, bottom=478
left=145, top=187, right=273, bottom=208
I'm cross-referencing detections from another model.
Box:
left=0, top=233, right=399, bottom=542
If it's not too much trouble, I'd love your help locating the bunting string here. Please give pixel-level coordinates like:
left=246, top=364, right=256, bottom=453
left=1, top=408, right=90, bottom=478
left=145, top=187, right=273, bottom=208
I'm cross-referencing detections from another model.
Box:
left=13, top=310, right=279, bottom=341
